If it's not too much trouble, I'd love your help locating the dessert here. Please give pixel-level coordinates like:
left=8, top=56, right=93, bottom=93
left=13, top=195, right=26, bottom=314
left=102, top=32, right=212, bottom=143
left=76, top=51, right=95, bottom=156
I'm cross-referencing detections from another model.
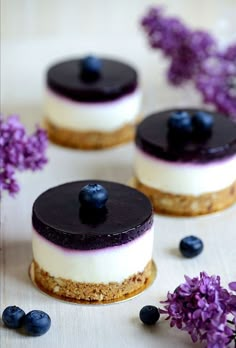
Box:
left=44, top=56, right=141, bottom=149
left=32, top=180, right=154, bottom=302
left=134, top=109, right=236, bottom=216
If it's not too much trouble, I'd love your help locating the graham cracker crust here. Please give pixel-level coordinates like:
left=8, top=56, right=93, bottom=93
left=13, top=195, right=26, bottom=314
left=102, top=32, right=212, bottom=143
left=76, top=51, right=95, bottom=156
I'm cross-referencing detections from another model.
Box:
left=45, top=118, right=139, bottom=149
left=133, top=178, right=236, bottom=216
left=32, top=260, right=153, bottom=302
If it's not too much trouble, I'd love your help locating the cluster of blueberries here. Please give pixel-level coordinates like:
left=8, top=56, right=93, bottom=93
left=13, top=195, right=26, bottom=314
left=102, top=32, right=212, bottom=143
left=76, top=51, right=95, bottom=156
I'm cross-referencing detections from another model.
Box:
left=2, top=306, right=51, bottom=336
left=168, top=110, right=213, bottom=136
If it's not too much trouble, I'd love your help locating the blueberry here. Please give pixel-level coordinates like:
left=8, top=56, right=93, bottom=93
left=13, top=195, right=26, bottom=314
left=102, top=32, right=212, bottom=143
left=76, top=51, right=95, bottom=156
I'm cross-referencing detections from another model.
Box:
left=22, top=310, right=51, bottom=336
left=139, top=305, right=160, bottom=325
left=79, top=183, right=108, bottom=209
left=192, top=111, right=213, bottom=134
left=2, top=306, right=25, bottom=329
left=81, top=56, right=102, bottom=80
left=168, top=111, right=192, bottom=136
left=179, top=236, right=204, bottom=258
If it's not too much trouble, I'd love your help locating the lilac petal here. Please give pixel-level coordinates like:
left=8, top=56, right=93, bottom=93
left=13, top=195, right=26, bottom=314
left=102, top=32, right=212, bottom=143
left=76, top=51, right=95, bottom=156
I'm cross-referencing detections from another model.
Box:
left=192, top=309, right=201, bottom=319
left=229, top=282, right=236, bottom=291
left=190, top=329, right=198, bottom=343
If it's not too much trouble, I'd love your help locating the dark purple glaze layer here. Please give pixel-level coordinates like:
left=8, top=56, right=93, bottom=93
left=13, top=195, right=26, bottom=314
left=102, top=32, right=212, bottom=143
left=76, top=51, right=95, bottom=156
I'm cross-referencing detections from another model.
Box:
left=46, top=58, right=138, bottom=102
left=32, top=181, right=153, bottom=250
left=135, top=109, right=236, bottom=163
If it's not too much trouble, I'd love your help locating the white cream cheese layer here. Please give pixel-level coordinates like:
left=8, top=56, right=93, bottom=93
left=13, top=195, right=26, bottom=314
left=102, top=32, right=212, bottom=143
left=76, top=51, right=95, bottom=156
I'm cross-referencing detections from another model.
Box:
left=32, top=225, right=153, bottom=283
left=44, top=88, right=141, bottom=132
left=134, top=148, right=236, bottom=196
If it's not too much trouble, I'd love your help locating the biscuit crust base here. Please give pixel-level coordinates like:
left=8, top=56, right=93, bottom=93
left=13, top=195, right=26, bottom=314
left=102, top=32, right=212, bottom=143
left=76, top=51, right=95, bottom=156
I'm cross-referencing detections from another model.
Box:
left=134, top=178, right=236, bottom=216
left=33, top=260, right=152, bottom=302
left=45, top=118, right=138, bottom=149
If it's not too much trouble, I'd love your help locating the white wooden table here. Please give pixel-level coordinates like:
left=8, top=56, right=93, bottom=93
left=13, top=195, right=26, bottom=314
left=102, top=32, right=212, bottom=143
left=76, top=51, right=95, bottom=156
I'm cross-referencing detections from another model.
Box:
left=1, top=37, right=236, bottom=348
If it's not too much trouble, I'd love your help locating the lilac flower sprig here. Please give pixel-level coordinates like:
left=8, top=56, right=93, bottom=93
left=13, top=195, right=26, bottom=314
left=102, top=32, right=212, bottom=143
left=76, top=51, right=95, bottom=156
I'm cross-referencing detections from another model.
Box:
left=141, top=7, right=236, bottom=120
left=160, top=272, right=236, bottom=348
left=0, top=115, right=48, bottom=197
left=196, top=44, right=236, bottom=117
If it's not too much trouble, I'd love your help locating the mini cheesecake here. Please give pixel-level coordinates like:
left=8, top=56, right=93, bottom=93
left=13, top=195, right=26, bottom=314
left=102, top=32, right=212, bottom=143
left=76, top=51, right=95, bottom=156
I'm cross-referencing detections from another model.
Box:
left=134, top=109, right=236, bottom=216
left=32, top=181, right=154, bottom=302
left=44, top=56, right=141, bottom=149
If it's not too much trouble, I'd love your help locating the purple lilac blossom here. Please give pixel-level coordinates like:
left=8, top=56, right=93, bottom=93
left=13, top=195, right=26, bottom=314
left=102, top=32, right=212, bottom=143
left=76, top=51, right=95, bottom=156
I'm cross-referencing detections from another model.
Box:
left=141, top=7, right=236, bottom=119
left=196, top=45, right=236, bottom=120
left=0, top=115, right=48, bottom=196
left=160, top=272, right=236, bottom=347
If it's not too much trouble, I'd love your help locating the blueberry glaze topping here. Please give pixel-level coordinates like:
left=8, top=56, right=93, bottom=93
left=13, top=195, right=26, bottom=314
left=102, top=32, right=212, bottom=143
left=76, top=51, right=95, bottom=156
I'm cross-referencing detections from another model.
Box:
left=179, top=236, right=204, bottom=258
left=47, top=58, right=138, bottom=102
left=32, top=181, right=153, bottom=250
left=136, top=109, right=236, bottom=163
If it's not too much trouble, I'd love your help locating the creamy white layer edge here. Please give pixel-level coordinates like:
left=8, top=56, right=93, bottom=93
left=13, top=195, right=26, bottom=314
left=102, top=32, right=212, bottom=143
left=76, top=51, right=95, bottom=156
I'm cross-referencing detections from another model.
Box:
left=44, top=88, right=141, bottom=132
left=134, top=148, right=236, bottom=195
left=32, top=225, right=153, bottom=283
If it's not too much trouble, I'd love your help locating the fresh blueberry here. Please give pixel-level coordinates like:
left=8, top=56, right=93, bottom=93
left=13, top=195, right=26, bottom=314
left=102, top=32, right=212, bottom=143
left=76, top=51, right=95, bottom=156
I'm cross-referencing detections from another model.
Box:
left=2, top=306, right=25, bottom=329
left=139, top=305, right=160, bottom=325
left=79, top=183, right=108, bottom=209
left=192, top=111, right=213, bottom=134
left=168, top=111, right=192, bottom=136
left=179, top=236, right=204, bottom=258
left=22, top=310, right=51, bottom=336
left=81, top=56, right=102, bottom=80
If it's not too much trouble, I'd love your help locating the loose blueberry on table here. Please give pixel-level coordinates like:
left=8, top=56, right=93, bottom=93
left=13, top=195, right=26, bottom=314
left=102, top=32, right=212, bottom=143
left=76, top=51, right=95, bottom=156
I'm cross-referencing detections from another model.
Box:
left=179, top=236, right=204, bottom=258
left=2, top=306, right=25, bottom=329
left=139, top=305, right=160, bottom=325
left=22, top=310, right=51, bottom=336
left=168, top=111, right=192, bottom=136
left=79, top=183, right=108, bottom=209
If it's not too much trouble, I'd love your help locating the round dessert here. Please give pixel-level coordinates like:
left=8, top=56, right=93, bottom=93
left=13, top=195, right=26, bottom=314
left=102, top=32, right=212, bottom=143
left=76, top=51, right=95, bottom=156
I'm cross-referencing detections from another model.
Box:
left=32, top=181, right=154, bottom=302
left=134, top=109, right=236, bottom=216
left=44, top=56, right=141, bottom=149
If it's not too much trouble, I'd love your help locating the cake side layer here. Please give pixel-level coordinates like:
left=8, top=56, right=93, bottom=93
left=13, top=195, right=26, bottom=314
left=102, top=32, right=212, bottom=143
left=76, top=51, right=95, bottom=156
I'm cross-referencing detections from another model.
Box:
left=135, top=109, right=236, bottom=162
left=45, top=118, right=138, bottom=149
left=134, top=177, right=236, bottom=216
left=46, top=58, right=138, bottom=102
left=33, top=260, right=153, bottom=302
left=32, top=225, right=154, bottom=283
left=45, top=88, right=141, bottom=132
left=32, top=181, right=153, bottom=249
left=134, top=148, right=236, bottom=195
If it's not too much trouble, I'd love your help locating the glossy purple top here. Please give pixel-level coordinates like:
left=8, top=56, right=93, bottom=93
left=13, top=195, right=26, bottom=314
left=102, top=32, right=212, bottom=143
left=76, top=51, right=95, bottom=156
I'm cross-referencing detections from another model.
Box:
left=32, top=181, right=153, bottom=250
left=135, top=109, right=236, bottom=163
left=46, top=58, right=138, bottom=102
